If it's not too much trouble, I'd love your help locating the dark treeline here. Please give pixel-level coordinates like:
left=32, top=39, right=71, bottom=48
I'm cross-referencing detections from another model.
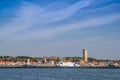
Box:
left=0, top=56, right=118, bottom=62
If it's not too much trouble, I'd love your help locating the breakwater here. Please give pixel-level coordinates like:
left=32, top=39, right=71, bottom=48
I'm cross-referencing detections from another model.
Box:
left=0, top=64, right=120, bottom=68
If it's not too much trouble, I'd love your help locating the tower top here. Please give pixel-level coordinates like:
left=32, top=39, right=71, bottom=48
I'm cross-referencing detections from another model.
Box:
left=83, top=48, right=87, bottom=50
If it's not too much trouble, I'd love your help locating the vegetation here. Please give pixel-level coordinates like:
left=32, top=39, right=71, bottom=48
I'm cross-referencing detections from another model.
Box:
left=0, top=56, right=118, bottom=62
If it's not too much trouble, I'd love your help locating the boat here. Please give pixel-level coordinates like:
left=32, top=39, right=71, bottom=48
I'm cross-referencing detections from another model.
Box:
left=56, top=61, right=76, bottom=67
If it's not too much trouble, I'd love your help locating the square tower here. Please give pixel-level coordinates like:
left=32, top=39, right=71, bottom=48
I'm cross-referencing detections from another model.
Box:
left=83, top=49, right=88, bottom=63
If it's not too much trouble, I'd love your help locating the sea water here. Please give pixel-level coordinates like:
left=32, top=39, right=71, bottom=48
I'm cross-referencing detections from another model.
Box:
left=0, top=68, right=120, bottom=80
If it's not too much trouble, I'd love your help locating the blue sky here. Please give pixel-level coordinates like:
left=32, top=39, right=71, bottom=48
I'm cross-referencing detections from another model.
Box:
left=0, top=0, right=120, bottom=59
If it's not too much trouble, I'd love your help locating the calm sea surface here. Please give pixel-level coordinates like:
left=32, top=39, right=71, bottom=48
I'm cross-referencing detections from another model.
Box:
left=0, top=68, right=120, bottom=80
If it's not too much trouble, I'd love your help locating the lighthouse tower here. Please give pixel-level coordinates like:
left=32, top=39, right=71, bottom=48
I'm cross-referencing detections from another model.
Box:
left=83, top=49, right=88, bottom=63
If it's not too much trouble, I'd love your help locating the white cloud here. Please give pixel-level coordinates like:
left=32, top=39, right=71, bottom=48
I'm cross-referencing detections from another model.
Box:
left=0, top=0, right=91, bottom=37
left=0, top=0, right=120, bottom=40
left=0, top=0, right=120, bottom=59
left=4, top=13, right=120, bottom=40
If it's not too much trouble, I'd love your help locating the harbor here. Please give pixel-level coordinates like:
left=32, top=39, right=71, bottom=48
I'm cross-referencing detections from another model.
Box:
left=0, top=49, right=120, bottom=68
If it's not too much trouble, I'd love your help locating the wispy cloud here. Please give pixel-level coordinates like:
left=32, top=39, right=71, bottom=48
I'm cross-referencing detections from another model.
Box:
left=0, top=0, right=91, bottom=37
left=0, top=0, right=120, bottom=59
left=1, top=13, right=120, bottom=40
left=0, top=0, right=120, bottom=40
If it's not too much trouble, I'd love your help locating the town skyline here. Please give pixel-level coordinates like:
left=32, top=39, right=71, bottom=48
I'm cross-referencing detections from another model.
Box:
left=0, top=0, right=120, bottom=60
left=0, top=48, right=119, bottom=60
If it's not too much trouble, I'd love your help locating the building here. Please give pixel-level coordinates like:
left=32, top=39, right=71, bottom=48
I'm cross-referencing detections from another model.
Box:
left=83, top=49, right=88, bottom=63
left=27, top=58, right=30, bottom=65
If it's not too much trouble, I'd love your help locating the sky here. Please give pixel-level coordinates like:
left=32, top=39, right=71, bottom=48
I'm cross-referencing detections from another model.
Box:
left=0, top=0, right=120, bottom=60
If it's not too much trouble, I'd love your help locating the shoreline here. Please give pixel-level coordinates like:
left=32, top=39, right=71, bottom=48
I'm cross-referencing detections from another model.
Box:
left=0, top=66, right=120, bottom=69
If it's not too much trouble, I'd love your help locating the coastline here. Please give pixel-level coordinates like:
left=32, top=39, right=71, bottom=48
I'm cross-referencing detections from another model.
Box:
left=0, top=66, right=120, bottom=69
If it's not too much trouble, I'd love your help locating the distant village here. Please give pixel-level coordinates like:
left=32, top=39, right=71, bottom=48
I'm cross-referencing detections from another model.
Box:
left=0, top=49, right=120, bottom=68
